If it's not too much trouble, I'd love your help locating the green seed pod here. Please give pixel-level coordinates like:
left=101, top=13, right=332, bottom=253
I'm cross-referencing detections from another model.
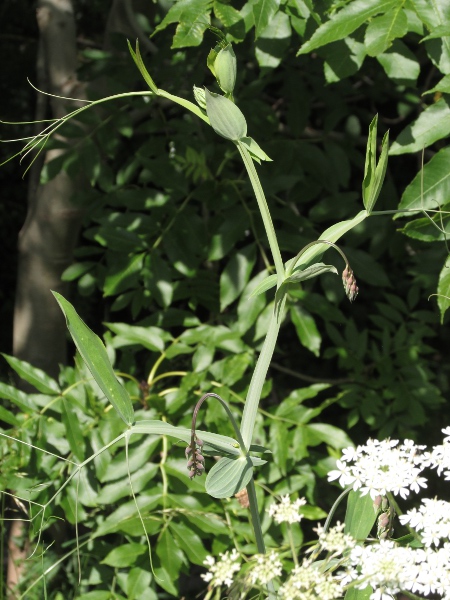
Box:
left=214, top=43, right=236, bottom=96
left=193, top=85, right=207, bottom=110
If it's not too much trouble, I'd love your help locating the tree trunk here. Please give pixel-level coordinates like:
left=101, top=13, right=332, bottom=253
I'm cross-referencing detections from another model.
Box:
left=7, top=1, right=84, bottom=595
left=13, top=0, right=84, bottom=380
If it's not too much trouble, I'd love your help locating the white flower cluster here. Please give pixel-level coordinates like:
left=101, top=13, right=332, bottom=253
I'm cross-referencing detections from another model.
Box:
left=329, top=428, right=450, bottom=500
left=399, top=498, right=450, bottom=547
left=328, top=437, right=428, bottom=499
left=267, top=494, right=307, bottom=524
left=247, top=550, right=283, bottom=585
left=200, top=548, right=241, bottom=587
left=422, top=425, right=450, bottom=479
left=313, top=521, right=357, bottom=556
left=278, top=559, right=345, bottom=600
left=343, top=540, right=450, bottom=600
left=200, top=430, right=450, bottom=599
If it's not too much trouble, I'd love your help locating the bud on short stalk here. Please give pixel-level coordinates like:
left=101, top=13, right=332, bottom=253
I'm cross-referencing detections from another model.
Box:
left=214, top=43, right=236, bottom=97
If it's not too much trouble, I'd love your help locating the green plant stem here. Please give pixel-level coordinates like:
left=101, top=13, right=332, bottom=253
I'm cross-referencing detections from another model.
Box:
left=247, top=478, right=277, bottom=600
left=288, top=526, right=299, bottom=567
left=237, top=142, right=284, bottom=285
left=240, top=296, right=286, bottom=449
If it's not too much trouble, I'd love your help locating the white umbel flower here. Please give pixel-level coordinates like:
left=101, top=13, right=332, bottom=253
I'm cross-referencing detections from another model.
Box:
left=201, top=548, right=241, bottom=588
left=247, top=550, right=282, bottom=585
left=328, top=438, right=428, bottom=499
left=267, top=495, right=307, bottom=524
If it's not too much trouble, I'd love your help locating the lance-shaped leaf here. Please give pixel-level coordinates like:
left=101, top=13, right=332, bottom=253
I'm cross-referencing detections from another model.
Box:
left=436, top=255, right=450, bottom=324
left=362, top=115, right=389, bottom=214
left=53, top=292, right=135, bottom=426
left=127, top=40, right=158, bottom=94
left=285, top=211, right=368, bottom=272
left=205, top=455, right=254, bottom=498
left=131, top=420, right=241, bottom=456
left=344, top=490, right=378, bottom=540
left=205, top=89, right=247, bottom=141
left=286, top=263, right=338, bottom=284
left=297, top=0, right=398, bottom=55
left=1, top=353, right=60, bottom=395
left=250, top=273, right=278, bottom=297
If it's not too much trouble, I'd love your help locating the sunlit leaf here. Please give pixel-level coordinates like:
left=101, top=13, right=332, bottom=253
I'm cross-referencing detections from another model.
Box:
left=53, top=292, right=135, bottom=426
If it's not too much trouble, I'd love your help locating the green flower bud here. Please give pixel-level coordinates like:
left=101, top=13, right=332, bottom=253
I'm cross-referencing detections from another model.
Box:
left=214, top=43, right=236, bottom=96
left=193, top=85, right=207, bottom=110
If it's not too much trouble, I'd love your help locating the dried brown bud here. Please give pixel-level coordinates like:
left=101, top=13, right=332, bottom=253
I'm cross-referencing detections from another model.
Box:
left=235, top=488, right=250, bottom=508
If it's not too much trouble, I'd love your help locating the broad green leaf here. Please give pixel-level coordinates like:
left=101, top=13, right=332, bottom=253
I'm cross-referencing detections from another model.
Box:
left=61, top=398, right=85, bottom=461
left=61, top=261, right=96, bottom=282
left=130, top=420, right=240, bottom=456
left=322, top=38, right=366, bottom=83
left=306, top=423, right=353, bottom=449
left=390, top=96, right=450, bottom=155
left=97, top=464, right=159, bottom=504
left=1, top=354, right=60, bottom=395
left=255, top=9, right=291, bottom=69
left=127, top=567, right=152, bottom=600
left=172, top=12, right=211, bottom=48
left=156, top=528, right=184, bottom=580
left=105, top=322, right=165, bottom=352
left=344, top=490, right=377, bottom=541
left=0, top=382, right=38, bottom=413
left=220, top=244, right=256, bottom=310
left=209, top=352, right=251, bottom=386
left=290, top=305, right=321, bottom=357
left=253, top=0, right=280, bottom=38
left=170, top=521, right=209, bottom=564
left=423, top=73, right=450, bottom=95
left=214, top=0, right=243, bottom=31
left=77, top=592, right=121, bottom=600
left=102, top=543, right=146, bottom=568
left=205, top=89, right=247, bottom=141
left=364, top=7, right=408, bottom=56
left=53, top=292, right=135, bottom=426
left=437, top=255, right=450, bottom=323
left=103, top=252, right=145, bottom=297
left=0, top=405, right=20, bottom=426
left=411, top=0, right=450, bottom=74
left=401, top=211, right=450, bottom=242
left=376, top=39, right=420, bottom=84
left=205, top=456, right=254, bottom=498
left=297, top=0, right=398, bottom=55
left=153, top=567, right=178, bottom=596
left=396, top=147, right=450, bottom=215
left=153, top=0, right=212, bottom=47
left=94, top=225, right=145, bottom=253
left=345, top=587, right=373, bottom=600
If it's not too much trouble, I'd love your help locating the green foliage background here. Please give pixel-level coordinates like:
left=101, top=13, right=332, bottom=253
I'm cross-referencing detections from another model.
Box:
left=1, top=0, right=450, bottom=598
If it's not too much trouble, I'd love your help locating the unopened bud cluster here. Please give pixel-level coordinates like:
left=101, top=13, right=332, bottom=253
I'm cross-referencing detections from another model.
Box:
left=186, top=435, right=205, bottom=479
left=342, top=265, right=358, bottom=302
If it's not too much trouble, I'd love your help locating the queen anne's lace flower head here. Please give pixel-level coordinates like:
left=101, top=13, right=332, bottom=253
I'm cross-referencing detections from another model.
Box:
left=328, top=437, right=428, bottom=499
left=201, top=548, right=241, bottom=588
left=247, top=550, right=283, bottom=586
left=267, top=495, right=307, bottom=524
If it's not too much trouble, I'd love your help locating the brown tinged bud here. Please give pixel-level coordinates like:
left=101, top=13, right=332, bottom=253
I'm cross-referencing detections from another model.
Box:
left=342, top=265, right=359, bottom=302
left=186, top=435, right=206, bottom=479
left=373, top=495, right=383, bottom=511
